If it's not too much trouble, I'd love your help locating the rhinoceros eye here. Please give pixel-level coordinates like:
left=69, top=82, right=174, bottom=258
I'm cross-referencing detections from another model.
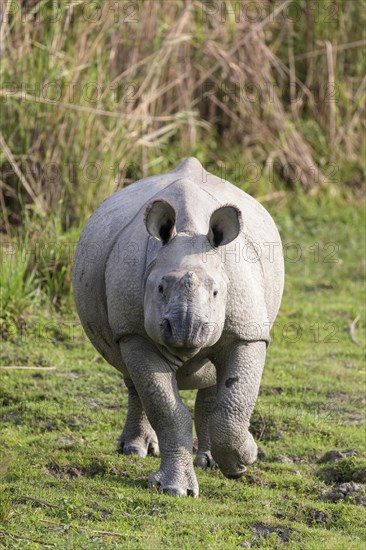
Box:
left=158, top=284, right=164, bottom=294
left=213, top=290, right=218, bottom=297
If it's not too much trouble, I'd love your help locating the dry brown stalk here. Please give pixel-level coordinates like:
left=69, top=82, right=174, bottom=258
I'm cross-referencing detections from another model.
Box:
left=350, top=316, right=361, bottom=346
left=0, top=132, right=46, bottom=214
left=0, top=90, right=190, bottom=121
left=294, top=39, right=366, bottom=61
left=324, top=41, right=336, bottom=148
left=18, top=495, right=58, bottom=507
left=0, top=529, right=55, bottom=547
left=0, top=366, right=57, bottom=370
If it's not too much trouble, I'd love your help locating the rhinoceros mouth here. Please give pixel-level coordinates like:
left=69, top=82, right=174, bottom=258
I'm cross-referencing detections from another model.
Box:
left=155, top=342, right=201, bottom=366
left=160, top=318, right=209, bottom=350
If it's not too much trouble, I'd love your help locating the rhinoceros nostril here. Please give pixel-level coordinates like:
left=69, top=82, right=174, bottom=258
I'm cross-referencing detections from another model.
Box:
left=161, top=318, right=172, bottom=338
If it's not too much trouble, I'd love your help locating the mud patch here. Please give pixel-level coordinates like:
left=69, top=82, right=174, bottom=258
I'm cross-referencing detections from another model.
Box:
left=323, top=482, right=366, bottom=506
left=241, top=523, right=293, bottom=546
left=306, top=508, right=330, bottom=525
left=317, top=457, right=366, bottom=484
left=276, top=455, right=295, bottom=464
left=46, top=460, right=128, bottom=479
left=260, top=386, right=283, bottom=396
left=318, top=449, right=357, bottom=463
left=250, top=411, right=284, bottom=442
left=35, top=413, right=90, bottom=432
left=244, top=467, right=268, bottom=488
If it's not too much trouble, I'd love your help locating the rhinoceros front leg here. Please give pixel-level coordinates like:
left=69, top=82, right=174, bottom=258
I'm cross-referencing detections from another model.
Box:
left=117, top=377, right=159, bottom=457
left=119, top=335, right=198, bottom=497
left=209, top=341, right=266, bottom=478
left=194, top=386, right=217, bottom=469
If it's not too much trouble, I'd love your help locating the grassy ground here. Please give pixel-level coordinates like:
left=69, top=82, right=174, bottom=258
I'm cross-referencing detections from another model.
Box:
left=1, top=195, right=365, bottom=549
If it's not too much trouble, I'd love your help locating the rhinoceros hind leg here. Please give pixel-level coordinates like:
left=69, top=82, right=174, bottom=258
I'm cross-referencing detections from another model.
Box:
left=117, top=378, right=159, bottom=457
left=193, top=385, right=217, bottom=469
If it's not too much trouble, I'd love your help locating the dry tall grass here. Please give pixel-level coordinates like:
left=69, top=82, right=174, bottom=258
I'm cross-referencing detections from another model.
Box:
left=0, top=0, right=365, bottom=231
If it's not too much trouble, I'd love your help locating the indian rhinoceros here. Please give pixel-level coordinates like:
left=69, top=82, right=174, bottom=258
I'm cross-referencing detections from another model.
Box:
left=72, top=157, right=284, bottom=496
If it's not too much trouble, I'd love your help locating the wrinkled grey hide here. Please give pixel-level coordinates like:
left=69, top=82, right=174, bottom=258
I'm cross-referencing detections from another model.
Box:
left=72, top=157, right=284, bottom=496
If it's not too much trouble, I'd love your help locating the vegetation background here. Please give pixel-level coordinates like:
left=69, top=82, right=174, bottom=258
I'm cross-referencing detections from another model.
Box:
left=0, top=0, right=365, bottom=548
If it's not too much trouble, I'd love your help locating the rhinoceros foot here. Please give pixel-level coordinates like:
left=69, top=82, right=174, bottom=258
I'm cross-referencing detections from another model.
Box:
left=117, top=431, right=159, bottom=458
left=148, top=462, right=199, bottom=497
left=194, top=450, right=217, bottom=469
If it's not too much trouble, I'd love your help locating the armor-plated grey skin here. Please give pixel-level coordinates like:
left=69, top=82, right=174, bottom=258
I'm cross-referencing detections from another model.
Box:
left=72, top=157, right=284, bottom=497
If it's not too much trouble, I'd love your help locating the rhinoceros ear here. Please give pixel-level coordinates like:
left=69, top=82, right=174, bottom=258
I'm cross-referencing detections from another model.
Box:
left=144, top=199, right=177, bottom=245
left=208, top=205, right=243, bottom=247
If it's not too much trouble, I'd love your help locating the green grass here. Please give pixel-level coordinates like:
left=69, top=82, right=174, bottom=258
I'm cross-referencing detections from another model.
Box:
left=1, top=196, right=365, bottom=548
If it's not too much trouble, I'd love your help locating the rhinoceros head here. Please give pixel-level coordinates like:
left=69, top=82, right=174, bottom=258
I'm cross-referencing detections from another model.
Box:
left=143, top=199, right=242, bottom=359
